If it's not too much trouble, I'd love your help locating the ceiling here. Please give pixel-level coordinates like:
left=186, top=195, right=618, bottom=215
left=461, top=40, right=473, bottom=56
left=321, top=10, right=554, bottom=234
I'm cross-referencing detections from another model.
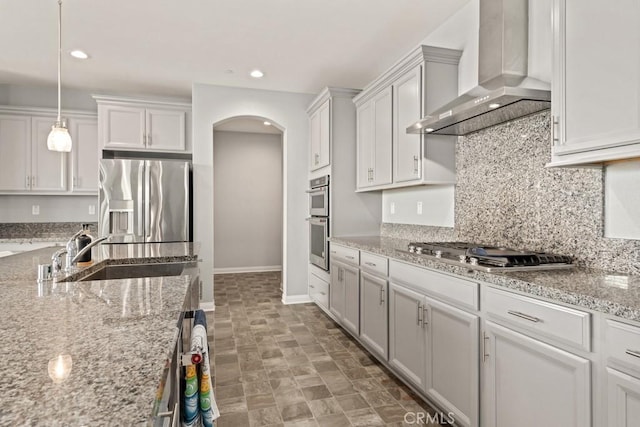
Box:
left=0, top=0, right=469, bottom=98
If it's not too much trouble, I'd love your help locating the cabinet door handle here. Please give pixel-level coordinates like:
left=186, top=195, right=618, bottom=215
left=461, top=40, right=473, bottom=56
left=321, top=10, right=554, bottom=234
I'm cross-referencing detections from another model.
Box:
left=330, top=250, right=337, bottom=254
left=626, top=349, right=640, bottom=359
left=422, top=306, right=429, bottom=328
left=143, top=133, right=146, bottom=145
left=309, top=284, right=315, bottom=289
left=414, top=155, right=419, bottom=175
left=552, top=116, right=559, bottom=145
left=345, top=255, right=355, bottom=260
left=379, top=288, right=385, bottom=305
left=147, top=134, right=152, bottom=146
left=314, top=153, right=319, bottom=165
left=482, top=331, right=490, bottom=362
left=319, top=291, right=326, bottom=296
left=507, top=310, right=541, bottom=323
left=417, top=303, right=422, bottom=326
left=26, top=176, right=30, bottom=188
left=364, top=261, right=376, bottom=267
left=32, top=176, right=36, bottom=188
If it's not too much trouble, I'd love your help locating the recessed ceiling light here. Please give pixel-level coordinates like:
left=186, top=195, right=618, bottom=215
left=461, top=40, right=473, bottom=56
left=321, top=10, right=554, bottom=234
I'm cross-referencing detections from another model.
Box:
left=488, top=103, right=501, bottom=109
left=70, top=50, right=89, bottom=59
left=425, top=128, right=434, bottom=133
left=263, top=121, right=271, bottom=126
left=250, top=69, right=264, bottom=78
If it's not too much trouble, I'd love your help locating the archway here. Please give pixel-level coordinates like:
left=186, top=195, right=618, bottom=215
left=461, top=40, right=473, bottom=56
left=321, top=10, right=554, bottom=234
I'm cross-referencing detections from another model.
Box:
left=211, top=115, right=286, bottom=298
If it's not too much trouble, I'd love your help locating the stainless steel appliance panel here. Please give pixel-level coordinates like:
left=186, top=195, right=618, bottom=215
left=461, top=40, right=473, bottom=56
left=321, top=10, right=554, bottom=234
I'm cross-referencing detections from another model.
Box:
left=309, top=217, right=329, bottom=270
left=99, top=159, right=145, bottom=242
left=99, top=159, right=190, bottom=243
left=146, top=160, right=190, bottom=242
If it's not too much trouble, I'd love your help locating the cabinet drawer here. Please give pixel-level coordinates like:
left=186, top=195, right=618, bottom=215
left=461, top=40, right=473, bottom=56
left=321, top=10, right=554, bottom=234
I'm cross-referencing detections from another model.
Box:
left=389, top=260, right=478, bottom=311
left=330, top=244, right=359, bottom=266
left=309, top=273, right=329, bottom=310
left=484, top=287, right=591, bottom=351
left=360, top=251, right=388, bottom=277
left=605, top=319, right=640, bottom=371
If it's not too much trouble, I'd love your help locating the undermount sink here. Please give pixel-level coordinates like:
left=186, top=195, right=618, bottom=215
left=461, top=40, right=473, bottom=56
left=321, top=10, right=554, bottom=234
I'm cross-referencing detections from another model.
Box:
left=77, top=262, right=190, bottom=282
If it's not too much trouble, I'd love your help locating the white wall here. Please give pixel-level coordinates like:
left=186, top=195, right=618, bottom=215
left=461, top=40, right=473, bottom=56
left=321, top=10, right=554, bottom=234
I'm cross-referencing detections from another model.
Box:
left=0, top=84, right=98, bottom=111
left=192, top=83, right=315, bottom=307
left=382, top=185, right=454, bottom=226
left=213, top=131, right=283, bottom=272
left=0, top=195, right=98, bottom=223
left=605, top=160, right=640, bottom=239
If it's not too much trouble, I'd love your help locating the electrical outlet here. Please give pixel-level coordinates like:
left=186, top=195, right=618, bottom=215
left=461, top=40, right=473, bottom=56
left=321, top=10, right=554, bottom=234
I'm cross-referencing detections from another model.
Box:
left=417, top=201, right=423, bottom=215
left=88, top=205, right=96, bottom=215
left=32, top=205, right=40, bottom=215
left=390, top=202, right=396, bottom=215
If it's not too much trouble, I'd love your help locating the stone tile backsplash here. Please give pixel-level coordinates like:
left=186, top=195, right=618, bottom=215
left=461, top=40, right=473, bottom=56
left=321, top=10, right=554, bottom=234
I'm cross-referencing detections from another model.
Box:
left=0, top=222, right=98, bottom=240
left=382, top=111, right=640, bottom=275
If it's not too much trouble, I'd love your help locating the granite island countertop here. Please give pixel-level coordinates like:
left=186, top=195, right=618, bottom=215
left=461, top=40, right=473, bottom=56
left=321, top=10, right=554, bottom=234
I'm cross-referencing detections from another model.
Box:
left=331, top=236, right=640, bottom=322
left=0, top=242, right=200, bottom=426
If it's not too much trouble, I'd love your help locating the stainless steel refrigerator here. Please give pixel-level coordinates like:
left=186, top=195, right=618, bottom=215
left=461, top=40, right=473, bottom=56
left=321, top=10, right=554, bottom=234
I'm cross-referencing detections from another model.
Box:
left=98, top=159, right=191, bottom=243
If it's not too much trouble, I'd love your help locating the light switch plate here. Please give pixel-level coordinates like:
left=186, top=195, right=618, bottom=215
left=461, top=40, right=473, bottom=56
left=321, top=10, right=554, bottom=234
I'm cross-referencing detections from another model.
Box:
left=417, top=201, right=423, bottom=215
left=390, top=202, right=396, bottom=215
left=32, top=205, right=40, bottom=215
left=88, top=205, right=96, bottom=215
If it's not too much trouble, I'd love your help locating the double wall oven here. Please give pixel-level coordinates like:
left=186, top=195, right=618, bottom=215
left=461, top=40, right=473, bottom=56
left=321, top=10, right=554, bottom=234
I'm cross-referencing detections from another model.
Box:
left=308, top=175, right=329, bottom=271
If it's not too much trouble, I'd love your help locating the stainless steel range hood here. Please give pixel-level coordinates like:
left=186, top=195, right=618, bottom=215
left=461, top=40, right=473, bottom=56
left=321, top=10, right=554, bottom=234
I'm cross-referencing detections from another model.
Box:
left=408, top=0, right=550, bottom=136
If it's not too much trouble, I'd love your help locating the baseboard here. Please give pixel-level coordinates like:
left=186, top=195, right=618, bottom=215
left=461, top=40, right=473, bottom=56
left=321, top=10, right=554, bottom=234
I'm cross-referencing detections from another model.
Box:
left=214, top=265, right=282, bottom=274
left=281, top=294, right=313, bottom=305
left=199, top=301, right=215, bottom=312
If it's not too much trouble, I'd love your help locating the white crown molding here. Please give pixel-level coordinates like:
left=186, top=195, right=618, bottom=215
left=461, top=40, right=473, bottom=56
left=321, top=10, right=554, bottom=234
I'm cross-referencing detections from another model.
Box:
left=0, top=105, right=97, bottom=118
left=353, top=45, right=462, bottom=106
left=92, top=94, right=191, bottom=109
left=306, top=87, right=361, bottom=114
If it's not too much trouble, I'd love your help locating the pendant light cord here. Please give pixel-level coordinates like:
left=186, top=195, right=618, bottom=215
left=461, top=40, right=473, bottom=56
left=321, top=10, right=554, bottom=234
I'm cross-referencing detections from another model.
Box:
left=57, top=0, right=62, bottom=123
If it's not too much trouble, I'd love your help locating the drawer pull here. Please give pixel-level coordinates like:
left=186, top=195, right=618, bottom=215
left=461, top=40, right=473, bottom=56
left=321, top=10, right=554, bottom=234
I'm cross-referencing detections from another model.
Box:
left=330, top=251, right=337, bottom=254
left=626, top=349, right=640, bottom=359
left=309, top=284, right=315, bottom=289
left=417, top=303, right=423, bottom=326
left=320, top=291, right=326, bottom=296
left=482, top=331, right=490, bottom=363
left=345, top=255, right=355, bottom=260
left=364, top=262, right=376, bottom=267
left=379, top=288, right=385, bottom=305
left=507, top=310, right=541, bottom=323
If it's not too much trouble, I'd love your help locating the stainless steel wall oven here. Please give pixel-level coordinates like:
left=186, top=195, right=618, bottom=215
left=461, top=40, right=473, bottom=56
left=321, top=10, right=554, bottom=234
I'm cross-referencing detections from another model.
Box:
left=308, top=175, right=329, bottom=271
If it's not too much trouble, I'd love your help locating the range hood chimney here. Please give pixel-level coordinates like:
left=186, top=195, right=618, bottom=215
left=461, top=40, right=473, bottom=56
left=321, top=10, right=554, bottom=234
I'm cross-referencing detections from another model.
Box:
left=408, top=0, right=550, bottom=136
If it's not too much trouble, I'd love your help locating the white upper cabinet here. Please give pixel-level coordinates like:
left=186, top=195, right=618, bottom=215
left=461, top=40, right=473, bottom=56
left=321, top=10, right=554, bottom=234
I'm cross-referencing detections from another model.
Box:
left=31, top=116, right=66, bottom=192
left=357, top=86, right=393, bottom=188
left=68, top=117, right=99, bottom=194
left=549, top=0, right=640, bottom=166
left=309, top=99, right=330, bottom=171
left=0, top=114, right=31, bottom=192
left=354, top=45, right=460, bottom=192
left=0, top=108, right=98, bottom=195
left=95, top=96, right=190, bottom=153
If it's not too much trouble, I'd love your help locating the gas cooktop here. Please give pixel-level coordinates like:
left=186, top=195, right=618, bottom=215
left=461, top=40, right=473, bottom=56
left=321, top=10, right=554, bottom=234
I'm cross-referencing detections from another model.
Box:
left=399, top=242, right=574, bottom=272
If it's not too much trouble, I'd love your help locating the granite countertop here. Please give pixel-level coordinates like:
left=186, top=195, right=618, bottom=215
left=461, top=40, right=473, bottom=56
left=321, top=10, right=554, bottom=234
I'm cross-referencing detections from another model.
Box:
left=331, top=236, right=640, bottom=322
left=0, top=242, right=200, bottom=426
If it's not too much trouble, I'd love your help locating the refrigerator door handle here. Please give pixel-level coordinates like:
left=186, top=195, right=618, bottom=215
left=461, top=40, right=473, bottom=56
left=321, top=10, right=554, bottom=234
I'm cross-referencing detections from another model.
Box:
left=144, top=161, right=152, bottom=241
left=137, top=161, right=145, bottom=239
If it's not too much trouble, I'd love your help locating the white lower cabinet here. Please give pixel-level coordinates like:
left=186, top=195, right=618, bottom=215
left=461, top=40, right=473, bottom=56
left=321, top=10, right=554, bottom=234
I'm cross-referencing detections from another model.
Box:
left=330, top=260, right=359, bottom=335
left=607, top=367, right=640, bottom=427
left=360, top=271, right=388, bottom=360
left=425, top=297, right=479, bottom=427
left=388, top=280, right=479, bottom=427
left=483, top=321, right=591, bottom=427
left=389, top=282, right=427, bottom=389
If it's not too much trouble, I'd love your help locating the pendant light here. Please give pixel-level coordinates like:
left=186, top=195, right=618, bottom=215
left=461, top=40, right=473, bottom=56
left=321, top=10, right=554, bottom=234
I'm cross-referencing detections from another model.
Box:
left=47, top=0, right=72, bottom=152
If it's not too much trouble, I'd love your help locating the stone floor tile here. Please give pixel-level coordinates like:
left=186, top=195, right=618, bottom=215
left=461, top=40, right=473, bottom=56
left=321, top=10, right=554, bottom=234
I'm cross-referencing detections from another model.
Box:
left=280, top=401, right=314, bottom=423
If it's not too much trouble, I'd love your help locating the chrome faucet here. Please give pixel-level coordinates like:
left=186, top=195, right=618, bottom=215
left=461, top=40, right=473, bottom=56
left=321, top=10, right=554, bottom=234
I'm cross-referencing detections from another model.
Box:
left=51, top=234, right=110, bottom=277
left=51, top=228, right=84, bottom=276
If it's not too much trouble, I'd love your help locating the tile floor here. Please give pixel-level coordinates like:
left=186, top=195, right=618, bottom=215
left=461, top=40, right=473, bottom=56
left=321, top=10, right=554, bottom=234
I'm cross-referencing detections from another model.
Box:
left=209, top=272, right=444, bottom=427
